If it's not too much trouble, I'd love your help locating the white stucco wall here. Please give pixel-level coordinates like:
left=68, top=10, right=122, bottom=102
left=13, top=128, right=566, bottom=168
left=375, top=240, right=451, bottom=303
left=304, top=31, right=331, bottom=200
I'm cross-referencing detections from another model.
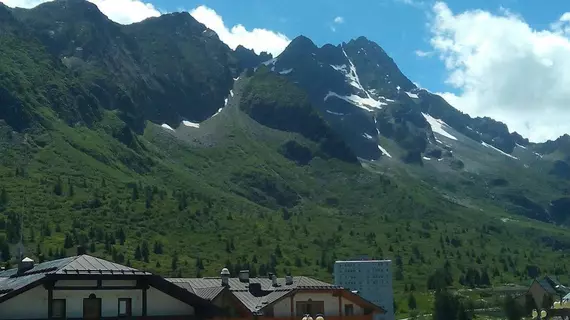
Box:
left=0, top=279, right=194, bottom=319
left=146, top=287, right=195, bottom=316
left=0, top=285, right=48, bottom=320
left=272, top=292, right=364, bottom=317
left=53, top=289, right=143, bottom=318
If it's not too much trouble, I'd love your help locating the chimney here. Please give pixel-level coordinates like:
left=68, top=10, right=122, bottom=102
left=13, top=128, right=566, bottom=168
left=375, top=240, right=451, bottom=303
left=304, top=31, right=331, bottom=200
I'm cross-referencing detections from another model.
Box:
left=285, top=275, right=293, bottom=285
left=249, top=282, right=263, bottom=296
left=272, top=274, right=278, bottom=287
left=221, top=268, right=230, bottom=286
left=18, top=257, right=34, bottom=274
left=76, top=245, right=86, bottom=256
left=267, top=272, right=273, bottom=279
left=238, top=270, right=250, bottom=283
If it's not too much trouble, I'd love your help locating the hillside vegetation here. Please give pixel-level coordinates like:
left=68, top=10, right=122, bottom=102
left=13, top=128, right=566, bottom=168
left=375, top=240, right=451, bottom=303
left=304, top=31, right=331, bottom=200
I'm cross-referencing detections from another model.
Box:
left=0, top=1, right=570, bottom=316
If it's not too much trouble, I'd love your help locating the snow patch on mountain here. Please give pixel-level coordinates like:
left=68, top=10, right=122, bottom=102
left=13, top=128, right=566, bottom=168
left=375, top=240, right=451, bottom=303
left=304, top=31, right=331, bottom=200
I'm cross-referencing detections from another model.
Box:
left=341, top=47, right=370, bottom=94
left=516, top=143, right=527, bottom=150
left=330, top=64, right=348, bottom=73
left=422, top=113, right=458, bottom=141
left=482, top=142, right=518, bottom=160
left=161, top=123, right=175, bottom=131
left=324, top=91, right=386, bottom=112
left=326, top=47, right=385, bottom=112
left=406, top=92, right=419, bottom=99
left=182, top=121, right=200, bottom=128
left=363, top=133, right=374, bottom=140
left=212, top=108, right=223, bottom=118
left=279, top=68, right=293, bottom=75
left=261, top=58, right=277, bottom=71
left=326, top=110, right=345, bottom=116
left=230, top=90, right=234, bottom=97
left=377, top=144, right=392, bottom=158
left=423, top=156, right=431, bottom=161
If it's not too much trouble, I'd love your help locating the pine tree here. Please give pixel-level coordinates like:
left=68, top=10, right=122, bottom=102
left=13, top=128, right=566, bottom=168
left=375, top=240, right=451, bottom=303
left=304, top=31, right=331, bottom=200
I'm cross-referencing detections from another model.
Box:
left=0, top=187, right=7, bottom=207
left=134, top=245, right=142, bottom=260
left=89, top=242, right=96, bottom=253
left=408, top=293, right=417, bottom=310
left=53, top=177, right=63, bottom=196
left=117, top=228, right=126, bottom=245
left=141, top=241, right=149, bottom=262
left=68, top=178, right=74, bottom=197
left=196, top=257, right=204, bottom=270
left=64, top=233, right=74, bottom=248
left=0, top=241, right=10, bottom=262
left=153, top=241, right=163, bottom=254
left=171, top=253, right=178, bottom=271
left=131, top=184, right=139, bottom=201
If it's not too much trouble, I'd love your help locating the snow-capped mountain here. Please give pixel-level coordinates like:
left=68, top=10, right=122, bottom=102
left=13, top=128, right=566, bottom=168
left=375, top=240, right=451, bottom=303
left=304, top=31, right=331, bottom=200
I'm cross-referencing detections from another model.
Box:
left=260, top=35, right=533, bottom=165
left=240, top=35, right=570, bottom=223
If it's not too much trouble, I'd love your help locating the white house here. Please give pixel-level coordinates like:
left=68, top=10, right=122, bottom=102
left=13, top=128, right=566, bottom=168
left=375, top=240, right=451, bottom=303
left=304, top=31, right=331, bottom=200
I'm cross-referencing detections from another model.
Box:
left=0, top=255, right=220, bottom=320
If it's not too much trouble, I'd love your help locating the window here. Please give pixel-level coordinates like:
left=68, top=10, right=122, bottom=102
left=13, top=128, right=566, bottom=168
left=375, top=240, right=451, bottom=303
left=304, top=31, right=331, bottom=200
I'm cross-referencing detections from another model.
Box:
left=52, top=299, right=66, bottom=319
left=118, top=298, right=132, bottom=317
left=296, top=300, right=325, bottom=316
left=83, top=294, right=101, bottom=320
left=345, top=304, right=354, bottom=316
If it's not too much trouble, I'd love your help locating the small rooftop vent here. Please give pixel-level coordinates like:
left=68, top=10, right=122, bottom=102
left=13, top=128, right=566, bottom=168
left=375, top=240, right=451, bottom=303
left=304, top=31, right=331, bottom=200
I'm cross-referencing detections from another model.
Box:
left=18, top=257, right=34, bottom=274
left=239, top=270, right=250, bottom=283
left=221, top=268, right=230, bottom=287
left=285, top=275, right=293, bottom=285
left=272, top=274, right=278, bottom=287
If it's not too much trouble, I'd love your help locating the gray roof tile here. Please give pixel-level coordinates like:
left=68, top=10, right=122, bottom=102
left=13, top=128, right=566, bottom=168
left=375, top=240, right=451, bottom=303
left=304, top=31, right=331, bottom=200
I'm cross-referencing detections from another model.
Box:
left=167, top=276, right=341, bottom=314
left=0, top=255, right=149, bottom=299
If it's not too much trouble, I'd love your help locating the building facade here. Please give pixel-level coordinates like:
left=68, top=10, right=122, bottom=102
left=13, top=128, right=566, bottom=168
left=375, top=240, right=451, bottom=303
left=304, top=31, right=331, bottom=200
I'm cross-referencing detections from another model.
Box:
left=169, top=269, right=385, bottom=320
left=0, top=255, right=220, bottom=320
left=333, top=260, right=393, bottom=320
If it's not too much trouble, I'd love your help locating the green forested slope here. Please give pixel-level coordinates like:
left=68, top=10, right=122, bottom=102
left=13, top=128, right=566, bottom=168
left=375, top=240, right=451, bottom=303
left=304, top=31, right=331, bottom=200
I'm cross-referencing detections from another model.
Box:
left=1, top=1, right=570, bottom=316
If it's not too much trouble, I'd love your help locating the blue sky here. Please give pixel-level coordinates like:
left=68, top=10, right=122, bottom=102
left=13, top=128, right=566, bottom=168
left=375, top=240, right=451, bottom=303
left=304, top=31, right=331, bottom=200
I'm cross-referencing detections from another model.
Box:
left=3, top=0, right=570, bottom=141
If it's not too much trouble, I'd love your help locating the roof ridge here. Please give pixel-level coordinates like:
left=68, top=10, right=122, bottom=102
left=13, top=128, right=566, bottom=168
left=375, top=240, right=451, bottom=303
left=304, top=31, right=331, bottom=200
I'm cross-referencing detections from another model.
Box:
left=55, top=255, right=81, bottom=272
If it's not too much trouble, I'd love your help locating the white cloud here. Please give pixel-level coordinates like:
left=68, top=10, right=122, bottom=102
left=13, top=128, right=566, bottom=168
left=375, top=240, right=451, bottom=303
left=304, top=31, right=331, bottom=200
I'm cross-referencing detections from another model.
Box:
left=334, top=16, right=344, bottom=24
left=0, top=0, right=52, bottom=8
left=190, top=5, right=290, bottom=57
left=415, top=49, right=433, bottom=57
left=429, top=1, right=570, bottom=142
left=88, top=0, right=160, bottom=24
left=0, top=0, right=160, bottom=24
left=395, top=0, right=425, bottom=8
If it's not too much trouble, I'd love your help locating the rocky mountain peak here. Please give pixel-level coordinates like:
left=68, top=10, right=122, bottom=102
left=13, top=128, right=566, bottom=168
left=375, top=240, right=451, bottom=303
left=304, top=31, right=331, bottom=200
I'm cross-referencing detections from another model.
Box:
left=285, top=35, right=318, bottom=54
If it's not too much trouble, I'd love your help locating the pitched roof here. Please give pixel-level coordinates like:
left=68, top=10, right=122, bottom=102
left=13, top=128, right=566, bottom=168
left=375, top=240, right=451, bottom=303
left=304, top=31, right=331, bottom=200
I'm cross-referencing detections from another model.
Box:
left=0, top=255, right=224, bottom=317
left=544, top=276, right=570, bottom=295
left=167, top=276, right=343, bottom=315
left=537, top=279, right=558, bottom=295
left=0, top=255, right=150, bottom=301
